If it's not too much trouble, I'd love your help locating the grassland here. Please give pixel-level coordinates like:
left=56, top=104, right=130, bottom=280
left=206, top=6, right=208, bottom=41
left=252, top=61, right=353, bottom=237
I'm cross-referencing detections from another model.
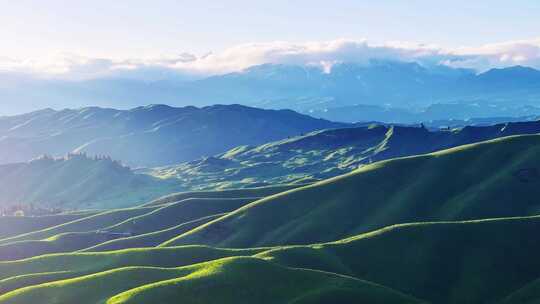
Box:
left=2, top=216, right=540, bottom=303
left=164, top=134, right=540, bottom=247
left=0, top=212, right=99, bottom=240
left=0, top=154, right=183, bottom=210
left=80, top=214, right=225, bottom=252
left=149, top=121, right=540, bottom=190
left=0, top=134, right=539, bottom=303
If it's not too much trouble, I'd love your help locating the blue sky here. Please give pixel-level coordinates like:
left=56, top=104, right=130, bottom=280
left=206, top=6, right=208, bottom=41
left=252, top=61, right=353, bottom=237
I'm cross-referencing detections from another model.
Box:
left=1, top=0, right=539, bottom=58
left=0, top=0, right=539, bottom=78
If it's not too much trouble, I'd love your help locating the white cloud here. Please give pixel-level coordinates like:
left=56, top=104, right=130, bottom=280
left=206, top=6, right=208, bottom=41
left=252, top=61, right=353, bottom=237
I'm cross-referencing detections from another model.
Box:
left=2, top=38, right=540, bottom=80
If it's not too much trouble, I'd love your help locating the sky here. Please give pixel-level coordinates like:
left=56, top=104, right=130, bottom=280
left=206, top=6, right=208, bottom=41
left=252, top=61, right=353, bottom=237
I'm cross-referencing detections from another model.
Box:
left=1, top=0, right=540, bottom=78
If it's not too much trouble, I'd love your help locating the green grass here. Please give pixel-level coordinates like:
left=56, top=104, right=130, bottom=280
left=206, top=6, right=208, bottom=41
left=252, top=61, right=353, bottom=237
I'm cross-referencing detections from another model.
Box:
left=0, top=257, right=422, bottom=304
left=0, top=246, right=262, bottom=295
left=3, top=216, right=540, bottom=303
left=148, top=122, right=540, bottom=190
left=0, top=206, right=158, bottom=246
left=144, top=184, right=306, bottom=207
left=257, top=216, right=540, bottom=304
left=0, top=197, right=256, bottom=260
left=81, top=214, right=225, bottom=252
left=0, top=231, right=126, bottom=261
left=0, top=212, right=99, bottom=240
left=106, top=198, right=257, bottom=236
left=1, top=134, right=540, bottom=303
left=166, top=134, right=540, bottom=247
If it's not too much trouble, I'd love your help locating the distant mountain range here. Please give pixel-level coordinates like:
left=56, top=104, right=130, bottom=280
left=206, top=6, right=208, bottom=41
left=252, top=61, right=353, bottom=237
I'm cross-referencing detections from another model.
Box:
left=3, top=62, right=540, bottom=122
left=0, top=104, right=345, bottom=166
left=150, top=120, right=540, bottom=189
left=3, top=111, right=540, bottom=209
left=309, top=103, right=540, bottom=124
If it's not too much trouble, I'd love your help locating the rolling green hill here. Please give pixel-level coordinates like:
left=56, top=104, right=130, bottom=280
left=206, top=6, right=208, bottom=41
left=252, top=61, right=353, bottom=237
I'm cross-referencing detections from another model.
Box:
left=0, top=206, right=159, bottom=246
left=105, top=198, right=258, bottom=235
left=79, top=214, right=225, bottom=252
left=143, top=184, right=306, bottom=207
left=257, top=216, right=540, bottom=304
left=166, top=134, right=540, bottom=247
left=0, top=134, right=539, bottom=303
left=2, top=216, right=540, bottom=303
left=0, top=232, right=126, bottom=261
left=0, top=196, right=258, bottom=260
left=0, top=246, right=262, bottom=295
left=0, top=185, right=303, bottom=260
left=0, top=257, right=420, bottom=304
left=3, top=119, right=540, bottom=211
left=0, top=212, right=99, bottom=240
left=150, top=120, right=540, bottom=190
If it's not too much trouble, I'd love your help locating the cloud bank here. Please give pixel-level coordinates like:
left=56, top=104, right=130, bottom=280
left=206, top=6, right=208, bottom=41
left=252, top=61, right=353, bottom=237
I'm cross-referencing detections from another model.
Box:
left=2, top=38, right=540, bottom=80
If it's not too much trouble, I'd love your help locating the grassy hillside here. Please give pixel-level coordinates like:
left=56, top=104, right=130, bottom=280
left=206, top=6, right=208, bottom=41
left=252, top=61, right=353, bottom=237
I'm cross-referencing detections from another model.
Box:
left=258, top=216, right=540, bottom=304
left=0, top=257, right=421, bottom=304
left=0, top=193, right=274, bottom=260
left=3, top=216, right=540, bottom=303
left=0, top=133, right=539, bottom=303
left=150, top=120, right=540, bottom=190
left=0, top=206, right=158, bottom=246
left=106, top=198, right=257, bottom=235
left=0, top=246, right=262, bottom=295
left=80, top=214, right=224, bottom=252
left=4, top=119, right=540, bottom=210
left=166, top=134, right=540, bottom=247
left=143, top=184, right=306, bottom=207
left=0, top=196, right=257, bottom=260
left=0, top=232, right=127, bottom=261
left=0, top=212, right=98, bottom=240
left=0, top=154, right=182, bottom=210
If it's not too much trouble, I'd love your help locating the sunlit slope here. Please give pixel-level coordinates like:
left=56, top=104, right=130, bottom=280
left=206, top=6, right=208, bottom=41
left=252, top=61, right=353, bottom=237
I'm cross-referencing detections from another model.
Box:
left=0, top=193, right=270, bottom=260
left=0, top=231, right=126, bottom=261
left=123, top=217, right=540, bottom=304
left=0, top=212, right=99, bottom=240
left=3, top=216, right=540, bottom=303
left=0, top=206, right=159, bottom=246
left=0, top=246, right=262, bottom=295
left=167, top=134, right=540, bottom=247
left=151, top=121, right=540, bottom=190
left=143, top=184, right=306, bottom=207
left=257, top=216, right=540, bottom=304
left=0, top=257, right=421, bottom=304
left=0, top=197, right=258, bottom=260
left=80, top=214, right=224, bottom=252
left=106, top=198, right=257, bottom=235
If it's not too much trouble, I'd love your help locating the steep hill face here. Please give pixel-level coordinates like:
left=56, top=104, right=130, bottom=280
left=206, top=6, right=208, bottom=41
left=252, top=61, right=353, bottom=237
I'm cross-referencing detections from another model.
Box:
left=0, top=104, right=345, bottom=166
left=0, top=154, right=181, bottom=210
left=151, top=120, right=540, bottom=189
left=167, top=134, right=540, bottom=247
